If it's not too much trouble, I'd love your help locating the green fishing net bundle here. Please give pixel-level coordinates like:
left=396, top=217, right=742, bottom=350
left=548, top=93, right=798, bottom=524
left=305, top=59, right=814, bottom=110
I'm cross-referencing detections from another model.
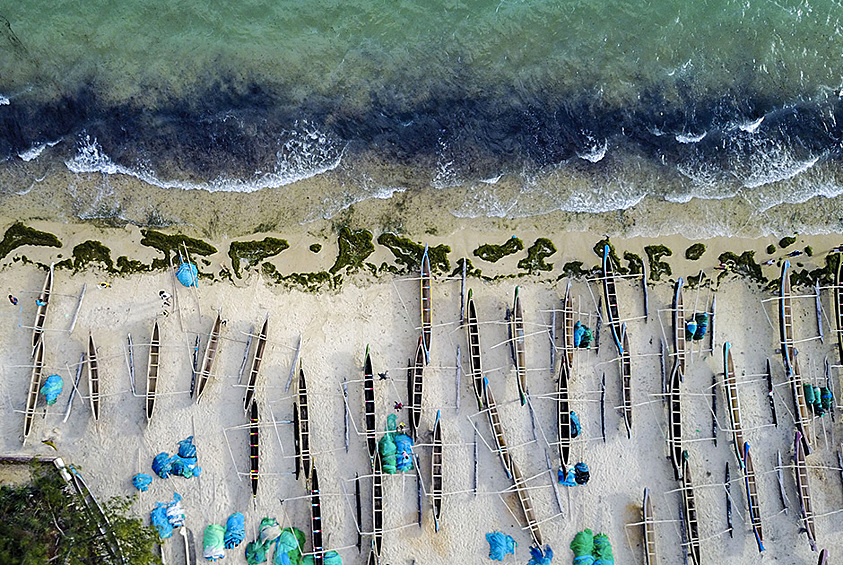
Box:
left=274, top=527, right=306, bottom=565
left=378, top=414, right=399, bottom=474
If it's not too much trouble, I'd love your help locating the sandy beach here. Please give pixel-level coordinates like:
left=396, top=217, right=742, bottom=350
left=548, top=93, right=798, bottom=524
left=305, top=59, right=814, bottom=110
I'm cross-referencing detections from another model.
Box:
left=1, top=219, right=841, bottom=565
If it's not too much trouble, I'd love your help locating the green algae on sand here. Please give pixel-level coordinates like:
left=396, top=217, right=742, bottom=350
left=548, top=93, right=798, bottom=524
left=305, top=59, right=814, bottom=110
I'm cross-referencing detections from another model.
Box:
left=644, top=245, right=672, bottom=281
left=56, top=240, right=115, bottom=273
left=329, top=227, right=374, bottom=274
left=140, top=229, right=218, bottom=269
left=377, top=233, right=450, bottom=273
left=685, top=243, right=706, bottom=261
left=518, top=238, right=556, bottom=274
left=0, top=223, right=62, bottom=260
left=229, top=237, right=290, bottom=278
left=473, top=237, right=523, bottom=263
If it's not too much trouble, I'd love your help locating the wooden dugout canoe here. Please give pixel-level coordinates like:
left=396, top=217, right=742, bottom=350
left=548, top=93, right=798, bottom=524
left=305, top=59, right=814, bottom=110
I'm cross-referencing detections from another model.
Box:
left=195, top=313, right=223, bottom=403
left=431, top=410, right=443, bottom=533
left=23, top=338, right=45, bottom=443
left=510, top=457, right=543, bottom=547
left=643, top=488, right=658, bottom=565
left=791, top=355, right=813, bottom=452
left=673, top=278, right=686, bottom=376
left=372, top=451, right=384, bottom=558
left=621, top=324, right=632, bottom=438
left=249, top=401, right=259, bottom=499
left=562, top=281, right=575, bottom=368
left=780, top=261, right=796, bottom=374
left=88, top=332, right=100, bottom=422
left=420, top=245, right=432, bottom=362
left=723, top=342, right=745, bottom=467
left=557, top=359, right=572, bottom=469
left=243, top=315, right=268, bottom=413
left=742, top=442, right=765, bottom=553
left=511, top=286, right=528, bottom=405
left=669, top=363, right=683, bottom=480
left=681, top=454, right=702, bottom=565
left=31, top=264, right=53, bottom=357
left=364, top=347, right=377, bottom=463
left=409, top=336, right=425, bottom=440
left=310, top=465, right=324, bottom=565
left=297, top=363, right=313, bottom=481
left=483, top=377, right=512, bottom=479
left=794, top=430, right=817, bottom=552
left=602, top=245, right=623, bottom=354
left=466, top=290, right=485, bottom=410
left=146, top=320, right=160, bottom=423
left=836, top=253, right=843, bottom=365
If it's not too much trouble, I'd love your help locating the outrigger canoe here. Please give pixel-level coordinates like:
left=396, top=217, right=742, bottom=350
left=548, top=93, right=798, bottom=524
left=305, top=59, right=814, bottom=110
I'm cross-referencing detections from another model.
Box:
left=364, top=347, right=377, bottom=462
left=780, top=261, right=796, bottom=374
left=88, top=332, right=100, bottom=422
left=146, top=320, right=160, bottom=423
left=296, top=363, right=312, bottom=481
left=431, top=410, right=443, bottom=532
left=23, top=338, right=45, bottom=443
left=372, top=451, right=384, bottom=558
left=557, top=360, right=572, bottom=469
left=643, top=488, right=657, bottom=565
left=408, top=336, right=425, bottom=439
left=511, top=287, right=528, bottom=405
left=681, top=454, right=702, bottom=565
left=562, top=282, right=575, bottom=368
left=669, top=363, right=683, bottom=480
left=723, top=342, right=745, bottom=467
left=794, top=430, right=817, bottom=551
left=310, top=465, right=324, bottom=565
left=195, top=313, right=223, bottom=403
left=483, top=377, right=512, bottom=479
left=466, top=290, right=485, bottom=410
left=673, top=278, right=686, bottom=376
left=244, top=315, right=268, bottom=413
left=602, top=245, right=623, bottom=353
left=421, top=245, right=432, bottom=362
left=510, top=457, right=543, bottom=547
left=621, top=324, right=632, bottom=438
left=31, top=264, right=53, bottom=357
left=742, top=442, right=765, bottom=552
left=250, top=402, right=259, bottom=499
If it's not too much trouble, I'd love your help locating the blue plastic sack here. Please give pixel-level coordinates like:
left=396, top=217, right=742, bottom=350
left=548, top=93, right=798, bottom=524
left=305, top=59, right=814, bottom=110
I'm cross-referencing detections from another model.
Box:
left=177, top=262, right=198, bottom=287
left=152, top=452, right=174, bottom=479
left=225, top=512, right=245, bottom=549
left=570, top=411, right=582, bottom=438
left=40, top=374, right=63, bottom=405
left=486, top=532, right=516, bottom=561
left=558, top=466, right=577, bottom=487
left=394, top=434, right=415, bottom=473
left=527, top=545, right=553, bottom=565
left=178, top=436, right=197, bottom=458
left=132, top=473, right=153, bottom=492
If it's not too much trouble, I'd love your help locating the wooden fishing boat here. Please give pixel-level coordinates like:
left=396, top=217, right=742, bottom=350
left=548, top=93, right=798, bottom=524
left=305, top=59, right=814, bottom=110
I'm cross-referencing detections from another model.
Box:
left=431, top=410, right=443, bottom=533
left=643, top=488, right=658, bottom=565
left=364, top=346, right=377, bottom=462
left=483, top=377, right=512, bottom=479
left=816, top=280, right=824, bottom=343
left=244, top=316, right=268, bottom=412
left=780, top=260, right=795, bottom=374
left=602, top=245, right=623, bottom=353
left=557, top=360, right=571, bottom=469
left=791, top=355, right=813, bottom=452
left=710, top=295, right=716, bottom=351
left=836, top=253, right=843, bottom=365
left=673, top=278, right=686, bottom=376
left=621, top=324, right=632, bottom=438
left=562, top=281, right=575, bottom=368
left=742, top=442, right=765, bottom=552
left=466, top=290, right=485, bottom=410
left=420, top=245, right=432, bottom=361
left=818, top=548, right=829, bottom=565
left=794, top=430, right=817, bottom=551
left=67, top=463, right=125, bottom=564
left=681, top=454, right=702, bottom=565
left=511, top=286, right=528, bottom=405
left=766, top=359, right=779, bottom=426
left=297, top=363, right=312, bottom=481
left=195, top=313, right=223, bottom=403
left=372, top=452, right=384, bottom=558
left=723, top=342, right=745, bottom=467
left=249, top=401, right=259, bottom=499
left=146, top=320, right=160, bottom=423
left=669, top=363, right=683, bottom=480
left=510, top=457, right=544, bottom=547
left=88, top=332, right=100, bottom=422
left=408, top=336, right=425, bottom=439
left=31, top=263, right=53, bottom=357
left=22, top=338, right=45, bottom=443
left=310, top=465, right=324, bottom=565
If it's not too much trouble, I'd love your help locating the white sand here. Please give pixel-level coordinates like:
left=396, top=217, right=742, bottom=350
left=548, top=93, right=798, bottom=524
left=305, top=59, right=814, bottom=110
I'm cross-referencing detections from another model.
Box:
left=0, top=224, right=841, bottom=565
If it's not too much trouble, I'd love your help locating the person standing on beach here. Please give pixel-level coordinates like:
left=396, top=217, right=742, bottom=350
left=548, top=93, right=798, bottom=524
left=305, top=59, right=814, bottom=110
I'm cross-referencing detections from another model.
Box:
left=8, top=294, right=16, bottom=305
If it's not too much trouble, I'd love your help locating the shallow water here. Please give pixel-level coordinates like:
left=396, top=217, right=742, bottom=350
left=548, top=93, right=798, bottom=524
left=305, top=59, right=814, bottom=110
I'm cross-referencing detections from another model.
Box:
left=2, top=0, right=843, bottom=236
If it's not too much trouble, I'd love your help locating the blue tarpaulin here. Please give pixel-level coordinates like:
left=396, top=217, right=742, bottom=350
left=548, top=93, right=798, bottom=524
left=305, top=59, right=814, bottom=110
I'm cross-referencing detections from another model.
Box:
left=570, top=411, right=582, bottom=438
left=133, top=473, right=153, bottom=492
left=176, top=262, right=198, bottom=287
left=179, top=436, right=197, bottom=458
left=486, top=532, right=516, bottom=561
left=225, top=513, right=246, bottom=549
left=40, top=374, right=63, bottom=405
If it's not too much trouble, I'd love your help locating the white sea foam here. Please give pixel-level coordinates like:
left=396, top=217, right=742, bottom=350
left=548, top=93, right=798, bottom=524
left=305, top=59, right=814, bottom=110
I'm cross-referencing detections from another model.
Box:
left=66, top=124, right=344, bottom=193
left=578, top=137, right=608, bottom=163
left=675, top=132, right=707, bottom=144
left=18, top=140, right=61, bottom=162
left=738, top=116, right=764, bottom=133
left=0, top=95, right=9, bottom=106
left=742, top=151, right=820, bottom=189
left=481, top=175, right=502, bottom=184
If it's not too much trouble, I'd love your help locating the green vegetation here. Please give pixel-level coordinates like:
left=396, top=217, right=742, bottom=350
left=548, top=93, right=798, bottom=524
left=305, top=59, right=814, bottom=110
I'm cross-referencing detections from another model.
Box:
left=473, top=237, right=524, bottom=263
left=593, top=237, right=628, bottom=275
left=805, top=246, right=813, bottom=257
left=779, top=236, right=797, bottom=249
left=228, top=237, right=289, bottom=278
left=116, top=256, right=150, bottom=275
left=451, top=258, right=482, bottom=278
left=644, top=245, right=673, bottom=281
left=685, top=243, right=706, bottom=261
left=309, top=243, right=322, bottom=253
left=56, top=240, right=115, bottom=273
left=518, top=238, right=556, bottom=274
left=329, top=228, right=375, bottom=274
left=377, top=233, right=451, bottom=273
left=623, top=252, right=643, bottom=275
left=718, top=251, right=765, bottom=284
left=0, top=463, right=160, bottom=564
left=561, top=261, right=590, bottom=279
left=140, top=229, right=218, bottom=269
left=0, top=223, right=62, bottom=260
left=262, top=263, right=336, bottom=292
left=766, top=244, right=776, bottom=255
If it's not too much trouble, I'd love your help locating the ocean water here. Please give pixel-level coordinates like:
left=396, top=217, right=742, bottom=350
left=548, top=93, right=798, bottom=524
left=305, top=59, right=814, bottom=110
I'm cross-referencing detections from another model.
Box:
left=2, top=0, right=843, bottom=236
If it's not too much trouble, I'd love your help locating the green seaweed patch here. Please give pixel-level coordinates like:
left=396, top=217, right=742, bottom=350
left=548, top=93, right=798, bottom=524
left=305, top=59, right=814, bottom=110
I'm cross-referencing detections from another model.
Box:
left=718, top=251, right=765, bottom=285
left=377, top=233, right=451, bottom=273
left=517, top=238, right=556, bottom=274
left=473, top=237, right=524, bottom=263
left=805, top=246, right=813, bottom=257
left=451, top=258, right=482, bottom=279
left=561, top=261, right=590, bottom=279
left=787, top=252, right=840, bottom=289
left=309, top=243, right=322, bottom=253
left=116, top=256, right=150, bottom=275
left=686, top=271, right=710, bottom=289
left=56, top=240, right=115, bottom=273
left=262, top=263, right=336, bottom=292
left=766, top=244, right=776, bottom=255
left=0, top=223, right=62, bottom=260
left=644, top=245, right=673, bottom=281
left=779, top=236, right=797, bottom=249
left=229, top=237, right=290, bottom=278
left=329, top=227, right=374, bottom=274
left=623, top=252, right=643, bottom=276
left=592, top=238, right=628, bottom=275
left=140, top=229, right=218, bottom=264
left=685, top=243, right=706, bottom=261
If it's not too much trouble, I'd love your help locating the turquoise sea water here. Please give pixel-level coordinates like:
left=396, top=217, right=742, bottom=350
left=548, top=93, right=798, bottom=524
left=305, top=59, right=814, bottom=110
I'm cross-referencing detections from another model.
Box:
left=2, top=0, right=843, bottom=234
